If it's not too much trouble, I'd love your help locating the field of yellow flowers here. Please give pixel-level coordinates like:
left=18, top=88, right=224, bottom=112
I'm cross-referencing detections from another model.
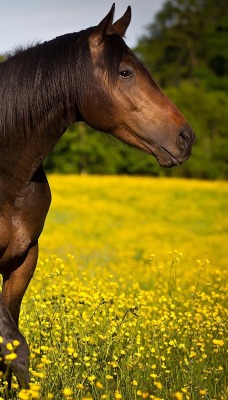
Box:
left=1, top=176, right=227, bottom=400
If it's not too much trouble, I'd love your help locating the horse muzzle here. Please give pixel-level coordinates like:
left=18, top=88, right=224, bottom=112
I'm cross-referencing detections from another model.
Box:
left=154, top=127, right=195, bottom=168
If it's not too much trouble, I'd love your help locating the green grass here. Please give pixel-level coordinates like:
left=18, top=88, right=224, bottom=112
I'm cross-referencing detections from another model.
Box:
left=0, top=176, right=227, bottom=400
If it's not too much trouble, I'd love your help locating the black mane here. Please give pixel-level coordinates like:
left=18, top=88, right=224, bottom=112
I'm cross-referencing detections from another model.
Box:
left=0, top=28, right=129, bottom=143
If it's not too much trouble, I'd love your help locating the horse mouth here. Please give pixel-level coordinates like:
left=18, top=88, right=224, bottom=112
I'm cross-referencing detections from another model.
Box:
left=138, top=140, right=182, bottom=168
left=157, top=147, right=181, bottom=168
left=112, top=125, right=189, bottom=168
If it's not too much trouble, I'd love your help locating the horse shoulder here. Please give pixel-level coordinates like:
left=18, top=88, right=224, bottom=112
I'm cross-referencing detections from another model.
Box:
left=0, top=166, right=51, bottom=268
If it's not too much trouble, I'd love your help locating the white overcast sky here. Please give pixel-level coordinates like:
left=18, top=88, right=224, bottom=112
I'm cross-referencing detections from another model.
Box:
left=0, top=0, right=165, bottom=53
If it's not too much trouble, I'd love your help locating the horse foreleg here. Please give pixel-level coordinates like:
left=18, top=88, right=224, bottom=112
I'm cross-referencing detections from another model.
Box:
left=2, top=243, right=38, bottom=325
left=0, top=295, right=30, bottom=389
left=0, top=243, right=38, bottom=388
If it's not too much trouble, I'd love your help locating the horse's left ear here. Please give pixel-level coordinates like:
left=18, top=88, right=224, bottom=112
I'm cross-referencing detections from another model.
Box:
left=89, top=4, right=115, bottom=48
left=110, top=6, right=131, bottom=37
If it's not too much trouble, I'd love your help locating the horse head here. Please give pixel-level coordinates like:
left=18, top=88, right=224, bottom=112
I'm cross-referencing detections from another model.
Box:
left=81, top=4, right=195, bottom=168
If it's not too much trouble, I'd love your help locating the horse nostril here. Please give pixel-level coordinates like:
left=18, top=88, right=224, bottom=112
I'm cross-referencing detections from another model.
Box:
left=177, top=130, right=191, bottom=150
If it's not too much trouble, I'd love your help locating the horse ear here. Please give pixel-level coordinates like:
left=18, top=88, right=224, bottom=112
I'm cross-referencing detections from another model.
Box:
left=110, top=6, right=131, bottom=37
left=89, top=3, right=115, bottom=48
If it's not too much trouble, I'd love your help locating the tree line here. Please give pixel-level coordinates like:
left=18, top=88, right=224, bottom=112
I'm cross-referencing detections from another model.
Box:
left=1, top=0, right=227, bottom=179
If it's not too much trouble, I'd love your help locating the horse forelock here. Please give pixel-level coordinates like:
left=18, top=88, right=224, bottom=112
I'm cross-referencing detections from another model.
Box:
left=100, top=34, right=129, bottom=86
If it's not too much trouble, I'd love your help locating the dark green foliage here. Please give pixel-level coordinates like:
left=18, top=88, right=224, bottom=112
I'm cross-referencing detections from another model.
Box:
left=133, top=0, right=228, bottom=179
left=165, top=82, right=228, bottom=179
left=136, top=0, right=228, bottom=89
left=43, top=123, right=162, bottom=176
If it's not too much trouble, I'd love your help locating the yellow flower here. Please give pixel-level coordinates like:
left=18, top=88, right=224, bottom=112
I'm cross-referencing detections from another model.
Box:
left=154, top=381, right=162, bottom=390
left=96, top=381, right=104, bottom=389
left=11, top=382, right=19, bottom=389
left=62, top=388, right=72, bottom=397
left=88, top=374, right=96, bottom=381
left=82, top=398, right=93, bottom=400
left=172, top=392, right=183, bottom=400
left=12, top=339, right=20, bottom=348
left=76, top=383, right=84, bottom=389
left=18, top=390, right=31, bottom=400
left=6, top=343, right=13, bottom=351
left=106, top=375, right=113, bottom=380
left=29, top=384, right=41, bottom=392
left=5, top=352, right=17, bottom=361
left=141, top=392, right=149, bottom=399
left=212, top=339, right=224, bottom=346
left=31, top=391, right=40, bottom=399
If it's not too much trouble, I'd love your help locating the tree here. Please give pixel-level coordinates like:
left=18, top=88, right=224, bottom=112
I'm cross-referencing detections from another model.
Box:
left=134, top=0, right=228, bottom=179
left=165, top=82, right=228, bottom=179
left=136, top=0, right=228, bottom=89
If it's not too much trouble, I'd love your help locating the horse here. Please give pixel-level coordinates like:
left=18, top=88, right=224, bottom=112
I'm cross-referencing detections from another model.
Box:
left=0, top=4, right=195, bottom=389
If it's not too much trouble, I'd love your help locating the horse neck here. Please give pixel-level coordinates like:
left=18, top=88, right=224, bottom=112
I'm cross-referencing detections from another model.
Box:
left=0, top=38, right=84, bottom=185
left=0, top=87, right=76, bottom=175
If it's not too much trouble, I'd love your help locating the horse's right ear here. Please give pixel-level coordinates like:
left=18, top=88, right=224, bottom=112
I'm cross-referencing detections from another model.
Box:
left=89, top=4, right=115, bottom=48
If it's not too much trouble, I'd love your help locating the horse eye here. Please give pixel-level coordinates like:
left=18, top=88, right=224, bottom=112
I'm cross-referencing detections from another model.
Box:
left=119, top=69, right=132, bottom=79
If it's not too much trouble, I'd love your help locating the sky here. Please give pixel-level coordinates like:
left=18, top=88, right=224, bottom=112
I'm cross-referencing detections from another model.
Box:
left=0, top=0, right=164, bottom=54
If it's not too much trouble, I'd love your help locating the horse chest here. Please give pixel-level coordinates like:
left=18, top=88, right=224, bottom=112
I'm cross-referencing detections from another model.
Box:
left=0, top=214, right=11, bottom=256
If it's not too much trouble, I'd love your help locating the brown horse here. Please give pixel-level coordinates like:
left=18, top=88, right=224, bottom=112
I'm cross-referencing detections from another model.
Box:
left=0, top=4, right=194, bottom=388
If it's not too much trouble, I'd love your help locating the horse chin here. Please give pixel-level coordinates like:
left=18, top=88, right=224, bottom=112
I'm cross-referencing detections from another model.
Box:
left=156, top=156, right=179, bottom=168
left=154, top=147, right=182, bottom=168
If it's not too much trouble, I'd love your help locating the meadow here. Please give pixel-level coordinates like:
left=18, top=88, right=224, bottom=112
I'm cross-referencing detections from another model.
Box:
left=0, top=176, right=227, bottom=400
